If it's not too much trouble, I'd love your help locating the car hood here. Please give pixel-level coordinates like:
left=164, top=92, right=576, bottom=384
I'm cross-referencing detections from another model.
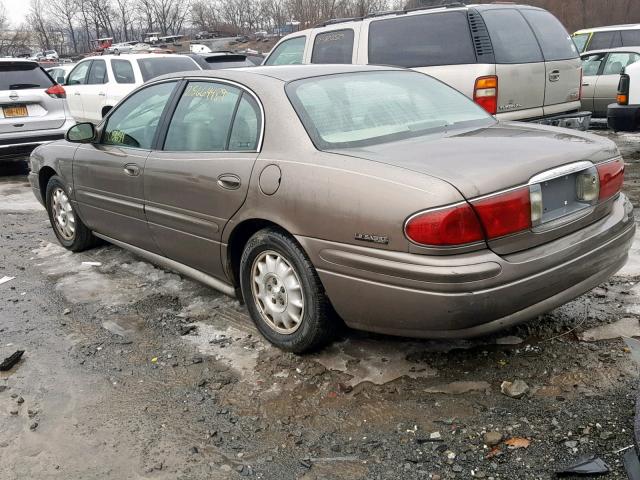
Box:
left=326, top=122, right=619, bottom=199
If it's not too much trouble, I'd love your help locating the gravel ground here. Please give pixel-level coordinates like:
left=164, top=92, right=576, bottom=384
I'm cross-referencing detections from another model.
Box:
left=1, top=131, right=640, bottom=479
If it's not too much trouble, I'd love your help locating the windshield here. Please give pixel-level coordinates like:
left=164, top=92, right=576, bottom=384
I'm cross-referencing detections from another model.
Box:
left=137, top=57, right=199, bottom=81
left=572, top=33, right=590, bottom=52
left=286, top=70, right=494, bottom=149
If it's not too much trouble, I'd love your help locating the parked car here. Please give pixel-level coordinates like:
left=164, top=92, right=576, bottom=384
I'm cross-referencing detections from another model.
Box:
left=187, top=52, right=256, bottom=69
left=573, top=24, right=640, bottom=53
left=580, top=47, right=640, bottom=117
left=608, top=60, right=640, bottom=131
left=190, top=43, right=213, bottom=54
left=0, top=59, right=73, bottom=160
left=106, top=42, right=138, bottom=54
left=46, top=64, right=76, bottom=85
left=264, top=4, right=589, bottom=128
left=29, top=65, right=633, bottom=352
left=63, top=54, right=202, bottom=123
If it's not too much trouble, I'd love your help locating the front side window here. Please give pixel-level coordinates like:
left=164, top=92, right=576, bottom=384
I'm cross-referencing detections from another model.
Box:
left=164, top=81, right=242, bottom=151
left=581, top=53, right=606, bottom=76
left=369, top=12, right=476, bottom=67
left=602, top=52, right=640, bottom=75
left=311, top=29, right=354, bottom=64
left=481, top=9, right=543, bottom=64
left=137, top=57, right=199, bottom=82
left=264, top=36, right=306, bottom=66
left=112, top=59, right=135, bottom=84
left=87, top=59, right=108, bottom=84
left=287, top=71, right=494, bottom=149
left=67, top=61, right=91, bottom=85
left=103, top=81, right=176, bottom=149
left=572, top=33, right=590, bottom=52
left=521, top=9, right=578, bottom=61
left=589, top=31, right=622, bottom=51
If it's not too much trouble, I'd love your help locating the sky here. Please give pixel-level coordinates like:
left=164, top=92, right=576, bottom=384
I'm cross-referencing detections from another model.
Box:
left=2, top=0, right=27, bottom=27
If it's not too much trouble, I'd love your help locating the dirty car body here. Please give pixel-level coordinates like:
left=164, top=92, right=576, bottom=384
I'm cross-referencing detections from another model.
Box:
left=28, top=65, right=635, bottom=351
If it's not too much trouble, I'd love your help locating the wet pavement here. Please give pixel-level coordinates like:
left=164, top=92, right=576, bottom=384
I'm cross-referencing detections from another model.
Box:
left=1, top=131, right=640, bottom=479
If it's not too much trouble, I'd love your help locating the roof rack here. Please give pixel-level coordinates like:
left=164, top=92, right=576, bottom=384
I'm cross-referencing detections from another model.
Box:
left=314, top=2, right=467, bottom=27
left=314, top=17, right=363, bottom=28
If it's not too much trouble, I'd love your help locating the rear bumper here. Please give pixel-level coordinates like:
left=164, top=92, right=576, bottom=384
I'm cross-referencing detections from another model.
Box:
left=608, top=103, right=640, bottom=132
left=297, top=194, right=635, bottom=339
left=0, top=121, right=73, bottom=160
left=532, top=110, right=592, bottom=131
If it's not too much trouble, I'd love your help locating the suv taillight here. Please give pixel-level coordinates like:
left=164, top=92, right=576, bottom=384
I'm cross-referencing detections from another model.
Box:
left=473, top=76, right=498, bottom=115
left=617, top=73, right=630, bottom=105
left=45, top=84, right=66, bottom=99
left=597, top=158, right=624, bottom=200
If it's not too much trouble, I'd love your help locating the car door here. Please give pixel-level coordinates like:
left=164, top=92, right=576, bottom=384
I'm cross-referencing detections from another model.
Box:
left=593, top=51, right=640, bottom=116
left=520, top=9, right=582, bottom=117
left=106, top=58, right=137, bottom=115
left=82, top=59, right=109, bottom=123
left=64, top=60, right=92, bottom=121
left=73, top=80, right=179, bottom=252
left=143, top=80, right=262, bottom=279
left=580, top=52, right=606, bottom=112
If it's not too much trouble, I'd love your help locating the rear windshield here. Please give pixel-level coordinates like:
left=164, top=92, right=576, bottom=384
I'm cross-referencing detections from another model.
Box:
left=520, top=9, right=578, bottom=61
left=0, top=62, right=54, bottom=90
left=137, top=57, right=199, bottom=81
left=368, top=12, right=476, bottom=67
left=287, top=71, right=494, bottom=149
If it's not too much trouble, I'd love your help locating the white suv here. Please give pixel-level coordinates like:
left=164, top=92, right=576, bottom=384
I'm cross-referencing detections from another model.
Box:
left=64, top=54, right=202, bottom=123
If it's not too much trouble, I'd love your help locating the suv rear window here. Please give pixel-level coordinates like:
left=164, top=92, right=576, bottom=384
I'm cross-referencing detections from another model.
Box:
left=368, top=12, right=476, bottom=67
left=481, top=9, right=542, bottom=64
left=137, top=57, right=199, bottom=82
left=520, top=9, right=578, bottom=61
left=0, top=62, right=54, bottom=90
left=312, top=29, right=354, bottom=64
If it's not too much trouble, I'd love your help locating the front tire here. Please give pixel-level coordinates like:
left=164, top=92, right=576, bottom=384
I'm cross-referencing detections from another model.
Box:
left=240, top=228, right=336, bottom=353
left=45, top=175, right=96, bottom=252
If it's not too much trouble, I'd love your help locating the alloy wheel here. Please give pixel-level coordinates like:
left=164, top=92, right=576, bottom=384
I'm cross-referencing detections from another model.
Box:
left=51, top=187, right=75, bottom=240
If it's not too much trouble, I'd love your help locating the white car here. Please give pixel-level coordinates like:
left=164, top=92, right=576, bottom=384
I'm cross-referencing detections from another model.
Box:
left=63, top=54, right=202, bottom=123
left=107, top=42, right=138, bottom=54
left=608, top=59, right=640, bottom=131
left=46, top=64, right=75, bottom=84
left=190, top=43, right=212, bottom=54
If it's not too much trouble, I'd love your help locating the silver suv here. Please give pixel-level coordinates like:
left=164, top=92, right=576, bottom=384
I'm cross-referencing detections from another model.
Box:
left=0, top=59, right=74, bottom=161
left=264, top=3, right=590, bottom=129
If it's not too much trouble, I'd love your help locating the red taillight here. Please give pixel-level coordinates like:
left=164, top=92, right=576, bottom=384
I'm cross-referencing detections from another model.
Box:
left=471, top=187, right=531, bottom=239
left=405, top=203, right=484, bottom=246
left=597, top=158, right=624, bottom=201
left=474, top=75, right=498, bottom=115
left=45, top=84, right=66, bottom=99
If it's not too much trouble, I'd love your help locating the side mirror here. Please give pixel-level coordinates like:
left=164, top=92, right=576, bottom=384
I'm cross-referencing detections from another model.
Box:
left=65, top=122, right=96, bottom=143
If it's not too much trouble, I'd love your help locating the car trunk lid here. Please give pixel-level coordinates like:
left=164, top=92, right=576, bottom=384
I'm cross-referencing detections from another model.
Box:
left=327, top=122, right=620, bottom=254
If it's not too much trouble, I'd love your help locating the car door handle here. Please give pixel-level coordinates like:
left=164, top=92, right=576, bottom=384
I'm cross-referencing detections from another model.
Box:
left=217, top=174, right=241, bottom=190
left=98, top=92, right=106, bottom=97
left=123, top=164, right=140, bottom=176
left=74, top=92, right=81, bottom=96
left=582, top=82, right=590, bottom=86
left=549, top=70, right=561, bottom=82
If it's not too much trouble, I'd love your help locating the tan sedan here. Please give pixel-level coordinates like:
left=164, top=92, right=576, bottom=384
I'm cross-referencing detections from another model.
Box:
left=28, top=65, right=634, bottom=352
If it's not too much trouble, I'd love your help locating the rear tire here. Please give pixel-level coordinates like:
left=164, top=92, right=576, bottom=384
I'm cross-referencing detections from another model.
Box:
left=240, top=228, right=336, bottom=353
left=45, top=175, right=96, bottom=252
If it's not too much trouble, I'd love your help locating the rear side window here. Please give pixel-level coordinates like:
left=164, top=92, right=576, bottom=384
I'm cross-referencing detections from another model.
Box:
left=112, top=59, right=135, bottom=84
left=87, top=59, right=108, bottom=84
left=368, top=12, right=476, bottom=67
left=311, top=29, right=354, bottom=64
left=589, top=31, right=622, bottom=51
left=622, top=30, right=640, bottom=47
left=520, top=9, right=578, bottom=61
left=0, top=62, right=54, bottom=90
left=264, top=36, right=306, bottom=65
left=137, top=57, right=199, bottom=82
left=481, top=9, right=542, bottom=64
